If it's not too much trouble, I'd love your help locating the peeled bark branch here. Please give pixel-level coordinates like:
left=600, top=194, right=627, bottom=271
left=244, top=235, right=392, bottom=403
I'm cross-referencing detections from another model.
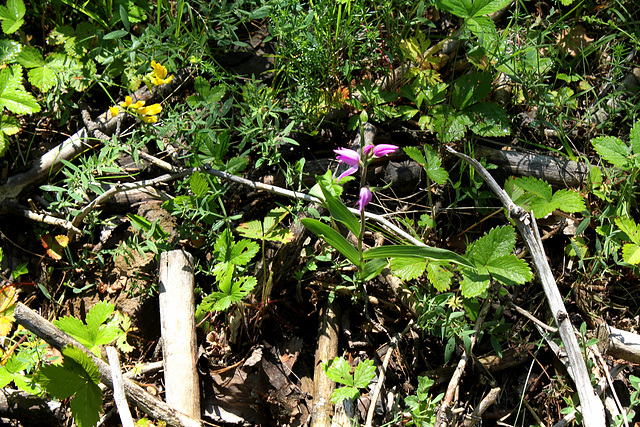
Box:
left=446, top=146, right=606, bottom=427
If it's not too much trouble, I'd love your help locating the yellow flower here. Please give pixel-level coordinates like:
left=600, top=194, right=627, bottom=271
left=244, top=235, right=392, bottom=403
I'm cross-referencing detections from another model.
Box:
left=149, top=60, right=174, bottom=86
left=141, top=115, right=158, bottom=124
left=120, top=96, right=133, bottom=107
left=137, top=103, right=162, bottom=116
left=109, top=106, right=119, bottom=117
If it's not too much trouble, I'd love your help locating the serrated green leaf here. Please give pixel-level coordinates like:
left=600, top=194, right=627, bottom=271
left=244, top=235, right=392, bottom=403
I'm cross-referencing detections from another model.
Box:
left=0, top=39, right=21, bottom=64
left=1, top=114, right=19, bottom=135
left=434, top=109, right=472, bottom=142
left=453, top=72, right=492, bottom=110
left=437, top=0, right=473, bottom=18
left=466, top=225, right=516, bottom=266
left=323, top=357, right=353, bottom=386
left=528, top=198, right=557, bottom=219
left=27, top=65, right=56, bottom=92
left=474, top=0, right=512, bottom=16
left=0, top=0, right=25, bottom=34
left=615, top=217, right=640, bottom=245
left=15, top=45, right=43, bottom=68
left=70, top=382, right=102, bottom=427
left=486, top=255, right=532, bottom=285
left=189, top=171, right=210, bottom=197
left=389, top=257, right=427, bottom=280
left=330, top=385, right=360, bottom=404
left=622, top=243, right=640, bottom=265
left=550, top=189, right=585, bottom=213
left=461, top=268, right=491, bottom=297
left=465, top=102, right=510, bottom=137
left=592, top=136, right=631, bottom=169
left=213, top=276, right=256, bottom=311
left=229, top=239, right=260, bottom=265
left=426, top=262, right=453, bottom=292
left=512, top=176, right=552, bottom=199
left=0, top=129, right=7, bottom=156
left=301, top=218, right=360, bottom=266
left=353, top=359, right=376, bottom=389
left=54, top=316, right=91, bottom=347
left=85, top=301, right=114, bottom=335
left=363, top=245, right=472, bottom=268
left=0, top=65, right=39, bottom=114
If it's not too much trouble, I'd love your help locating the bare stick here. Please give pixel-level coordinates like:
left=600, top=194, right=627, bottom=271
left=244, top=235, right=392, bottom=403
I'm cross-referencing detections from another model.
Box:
left=435, top=295, right=492, bottom=426
left=158, top=250, right=200, bottom=419
left=462, top=387, right=501, bottom=427
left=106, top=346, right=135, bottom=427
left=446, top=146, right=606, bottom=426
left=310, top=299, right=341, bottom=427
left=13, top=303, right=205, bottom=427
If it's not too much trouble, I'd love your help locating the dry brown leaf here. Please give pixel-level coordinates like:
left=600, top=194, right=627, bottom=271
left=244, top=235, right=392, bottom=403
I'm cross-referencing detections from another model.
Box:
left=557, top=25, right=594, bottom=57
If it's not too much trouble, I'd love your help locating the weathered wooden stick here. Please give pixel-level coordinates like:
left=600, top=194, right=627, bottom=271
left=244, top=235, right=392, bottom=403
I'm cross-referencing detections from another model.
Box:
left=597, top=323, right=640, bottom=364
left=106, top=346, right=135, bottom=427
left=158, top=250, right=200, bottom=419
left=446, top=146, right=606, bottom=427
left=13, top=302, right=204, bottom=427
left=310, top=299, right=341, bottom=427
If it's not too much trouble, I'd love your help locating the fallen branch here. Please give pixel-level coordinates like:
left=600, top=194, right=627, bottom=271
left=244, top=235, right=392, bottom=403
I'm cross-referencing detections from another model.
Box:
left=435, top=295, right=492, bottom=426
left=446, top=146, right=606, bottom=427
left=13, top=302, right=205, bottom=427
left=310, top=299, right=341, bottom=427
left=106, top=346, right=135, bottom=427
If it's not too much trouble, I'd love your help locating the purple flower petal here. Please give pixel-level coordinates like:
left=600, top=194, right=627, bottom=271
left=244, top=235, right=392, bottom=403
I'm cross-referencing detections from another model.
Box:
left=334, top=148, right=360, bottom=166
left=336, top=165, right=358, bottom=183
left=363, top=144, right=374, bottom=156
left=356, top=187, right=372, bottom=212
left=372, top=144, right=399, bottom=157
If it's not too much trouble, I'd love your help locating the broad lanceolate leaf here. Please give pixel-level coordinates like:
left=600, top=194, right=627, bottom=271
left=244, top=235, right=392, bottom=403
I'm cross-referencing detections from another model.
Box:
left=362, top=257, right=388, bottom=281
left=592, top=136, right=631, bottom=169
left=301, top=218, right=360, bottom=266
left=0, top=65, right=40, bottom=114
left=320, top=182, right=361, bottom=238
left=363, top=244, right=472, bottom=268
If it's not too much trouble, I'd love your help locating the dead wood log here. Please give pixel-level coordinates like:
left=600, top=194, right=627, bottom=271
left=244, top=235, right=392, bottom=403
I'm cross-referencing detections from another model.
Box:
left=597, top=323, right=640, bottom=364
left=310, top=298, right=341, bottom=427
left=0, top=388, right=69, bottom=426
left=158, top=250, right=200, bottom=419
left=473, top=145, right=592, bottom=187
left=447, top=146, right=606, bottom=427
left=13, top=302, right=205, bottom=427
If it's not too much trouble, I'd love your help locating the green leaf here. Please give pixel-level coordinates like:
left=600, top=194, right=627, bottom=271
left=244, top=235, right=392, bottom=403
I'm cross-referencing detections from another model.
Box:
left=0, top=39, right=21, bottom=64
left=616, top=217, right=640, bottom=245
left=549, top=189, right=586, bottom=214
left=452, top=72, right=492, bottom=110
left=486, top=255, right=533, bottom=285
left=437, top=0, right=473, bottom=18
left=461, top=268, right=491, bottom=297
left=465, top=102, right=510, bottom=137
left=54, top=316, right=91, bottom=348
left=85, top=301, right=114, bottom=335
left=189, top=171, right=210, bottom=197
left=352, top=359, right=376, bottom=389
left=0, top=0, right=25, bottom=34
left=301, top=218, right=360, bottom=266
left=465, top=225, right=516, bottom=266
left=363, top=245, right=472, bottom=268
left=212, top=276, right=256, bottom=311
left=389, top=257, right=427, bottom=281
left=404, top=146, right=448, bottom=185
left=323, top=357, right=353, bottom=386
left=319, top=181, right=361, bottom=238
left=474, top=0, right=512, bottom=16
left=0, top=65, right=40, bottom=114
left=631, top=121, right=640, bottom=156
left=16, top=46, right=43, bottom=68
left=426, top=262, right=453, bottom=292
left=622, top=243, right=640, bottom=265
left=592, top=136, right=631, bottom=169
left=330, top=385, right=360, bottom=404
left=362, top=257, right=388, bottom=281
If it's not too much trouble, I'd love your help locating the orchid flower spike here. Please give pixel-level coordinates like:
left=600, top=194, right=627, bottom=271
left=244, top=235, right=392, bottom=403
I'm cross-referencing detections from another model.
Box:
left=364, top=143, right=399, bottom=158
left=334, top=147, right=360, bottom=182
left=356, top=187, right=372, bottom=213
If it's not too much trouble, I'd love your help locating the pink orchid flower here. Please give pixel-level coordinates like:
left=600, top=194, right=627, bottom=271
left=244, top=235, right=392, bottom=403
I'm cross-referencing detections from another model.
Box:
left=363, top=144, right=399, bottom=157
left=334, top=147, right=360, bottom=182
left=356, top=187, right=372, bottom=212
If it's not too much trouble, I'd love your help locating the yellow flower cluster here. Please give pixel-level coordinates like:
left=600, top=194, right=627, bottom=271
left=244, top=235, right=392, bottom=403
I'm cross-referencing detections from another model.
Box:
left=148, top=60, right=174, bottom=86
left=110, top=96, right=162, bottom=123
